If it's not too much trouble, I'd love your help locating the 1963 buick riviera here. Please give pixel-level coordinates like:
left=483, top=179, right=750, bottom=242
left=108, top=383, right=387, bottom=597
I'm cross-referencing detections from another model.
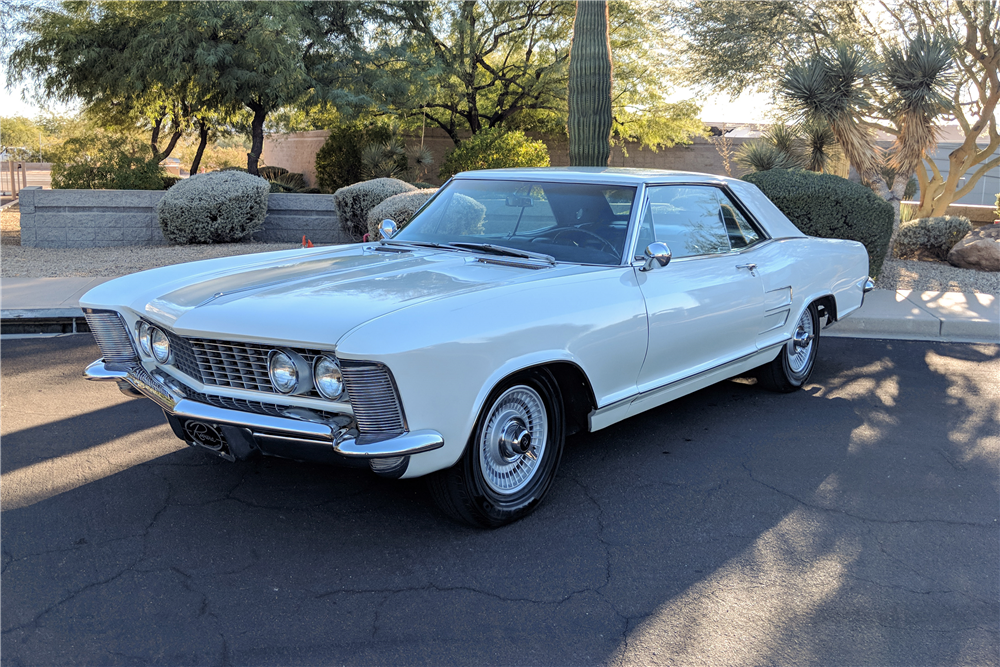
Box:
left=82, top=167, right=873, bottom=526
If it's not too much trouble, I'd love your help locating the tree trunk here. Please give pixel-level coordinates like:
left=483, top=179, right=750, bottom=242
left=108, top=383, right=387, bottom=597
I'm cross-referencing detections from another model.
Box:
left=885, top=174, right=909, bottom=257
left=189, top=118, right=210, bottom=176
left=247, top=103, right=267, bottom=176
left=568, top=0, right=613, bottom=167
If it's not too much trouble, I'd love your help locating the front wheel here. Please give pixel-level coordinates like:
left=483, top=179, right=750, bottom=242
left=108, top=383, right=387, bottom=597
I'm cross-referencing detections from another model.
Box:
left=429, top=369, right=565, bottom=527
left=756, top=302, right=820, bottom=393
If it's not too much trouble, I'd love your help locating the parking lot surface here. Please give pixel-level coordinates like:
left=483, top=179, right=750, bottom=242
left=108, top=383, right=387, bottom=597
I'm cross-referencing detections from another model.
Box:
left=2, top=335, right=997, bottom=666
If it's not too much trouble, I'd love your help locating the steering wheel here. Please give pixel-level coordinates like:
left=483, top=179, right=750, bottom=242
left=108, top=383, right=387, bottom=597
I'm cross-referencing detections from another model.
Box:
left=548, top=227, right=618, bottom=255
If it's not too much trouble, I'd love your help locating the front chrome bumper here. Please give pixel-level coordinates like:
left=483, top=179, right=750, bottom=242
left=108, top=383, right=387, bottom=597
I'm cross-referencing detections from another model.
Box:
left=83, top=359, right=444, bottom=461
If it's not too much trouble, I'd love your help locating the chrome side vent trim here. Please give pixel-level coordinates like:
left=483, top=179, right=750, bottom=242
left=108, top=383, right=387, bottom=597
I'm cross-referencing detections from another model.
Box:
left=341, top=362, right=406, bottom=439
left=83, top=309, right=138, bottom=370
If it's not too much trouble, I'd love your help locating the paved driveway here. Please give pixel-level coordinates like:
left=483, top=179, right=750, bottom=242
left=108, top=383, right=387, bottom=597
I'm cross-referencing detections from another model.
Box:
left=2, top=335, right=997, bottom=666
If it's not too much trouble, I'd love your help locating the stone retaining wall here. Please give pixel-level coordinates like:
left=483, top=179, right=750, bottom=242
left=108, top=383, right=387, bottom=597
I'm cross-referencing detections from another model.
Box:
left=17, top=187, right=350, bottom=248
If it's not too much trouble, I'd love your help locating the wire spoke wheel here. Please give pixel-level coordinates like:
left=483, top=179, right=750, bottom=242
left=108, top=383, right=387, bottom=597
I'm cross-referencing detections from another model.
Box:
left=479, top=386, right=548, bottom=496
left=786, top=308, right=816, bottom=373
left=429, top=369, right=565, bottom=528
left=756, top=302, right=820, bottom=393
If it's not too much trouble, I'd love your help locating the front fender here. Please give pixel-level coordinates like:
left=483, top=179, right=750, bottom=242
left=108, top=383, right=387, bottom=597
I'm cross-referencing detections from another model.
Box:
left=335, top=266, right=648, bottom=478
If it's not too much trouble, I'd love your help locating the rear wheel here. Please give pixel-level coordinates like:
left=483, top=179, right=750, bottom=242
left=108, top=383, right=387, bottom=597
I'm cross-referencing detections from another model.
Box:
left=429, top=369, right=565, bottom=527
left=756, top=302, right=820, bottom=393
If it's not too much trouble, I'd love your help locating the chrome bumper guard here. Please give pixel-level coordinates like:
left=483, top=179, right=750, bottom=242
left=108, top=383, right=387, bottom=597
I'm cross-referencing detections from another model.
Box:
left=83, top=359, right=444, bottom=460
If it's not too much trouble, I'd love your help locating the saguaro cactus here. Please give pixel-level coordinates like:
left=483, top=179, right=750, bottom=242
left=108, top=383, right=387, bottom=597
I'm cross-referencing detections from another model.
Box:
left=568, top=0, right=613, bottom=167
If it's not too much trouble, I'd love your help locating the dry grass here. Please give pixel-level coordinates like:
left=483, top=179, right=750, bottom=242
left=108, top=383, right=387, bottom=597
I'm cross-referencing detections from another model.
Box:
left=1, top=203, right=21, bottom=246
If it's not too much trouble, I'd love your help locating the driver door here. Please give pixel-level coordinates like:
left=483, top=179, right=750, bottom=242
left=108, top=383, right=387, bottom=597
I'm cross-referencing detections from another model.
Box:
left=633, top=185, right=764, bottom=392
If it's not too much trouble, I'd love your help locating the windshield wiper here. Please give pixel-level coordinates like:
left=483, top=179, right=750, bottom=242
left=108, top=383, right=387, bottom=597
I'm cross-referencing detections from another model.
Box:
left=446, top=242, right=556, bottom=265
left=380, top=239, right=456, bottom=251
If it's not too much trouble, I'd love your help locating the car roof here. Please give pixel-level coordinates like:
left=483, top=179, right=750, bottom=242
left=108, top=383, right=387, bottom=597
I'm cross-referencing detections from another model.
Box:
left=451, top=166, right=740, bottom=187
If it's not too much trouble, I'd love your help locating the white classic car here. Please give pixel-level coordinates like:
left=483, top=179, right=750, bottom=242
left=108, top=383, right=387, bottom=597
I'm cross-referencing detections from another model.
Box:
left=83, top=167, right=873, bottom=526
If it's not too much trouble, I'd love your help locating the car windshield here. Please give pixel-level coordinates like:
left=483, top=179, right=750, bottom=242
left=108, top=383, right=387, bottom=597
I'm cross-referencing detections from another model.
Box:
left=392, top=179, right=637, bottom=265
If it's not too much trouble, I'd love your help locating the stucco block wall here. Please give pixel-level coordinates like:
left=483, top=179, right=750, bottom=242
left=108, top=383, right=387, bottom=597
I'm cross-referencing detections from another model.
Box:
left=18, top=187, right=350, bottom=248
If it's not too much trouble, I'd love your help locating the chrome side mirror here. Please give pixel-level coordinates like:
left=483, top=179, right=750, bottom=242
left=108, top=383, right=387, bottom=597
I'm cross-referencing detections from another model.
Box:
left=639, top=242, right=671, bottom=271
left=379, top=219, right=398, bottom=240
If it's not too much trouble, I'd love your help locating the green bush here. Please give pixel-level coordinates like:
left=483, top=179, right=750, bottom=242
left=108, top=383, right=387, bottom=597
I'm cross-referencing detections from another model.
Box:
left=51, top=135, right=167, bottom=190
left=895, top=216, right=972, bottom=260
left=438, top=127, right=550, bottom=180
left=994, top=192, right=999, bottom=220
left=333, top=178, right=417, bottom=240
left=365, top=189, right=437, bottom=240
left=743, top=169, right=894, bottom=277
left=157, top=171, right=269, bottom=244
left=315, top=121, right=404, bottom=192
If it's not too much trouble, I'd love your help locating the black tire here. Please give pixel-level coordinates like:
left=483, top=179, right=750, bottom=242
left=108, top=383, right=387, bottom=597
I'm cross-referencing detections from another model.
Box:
left=429, top=368, right=565, bottom=528
left=756, top=302, right=820, bottom=393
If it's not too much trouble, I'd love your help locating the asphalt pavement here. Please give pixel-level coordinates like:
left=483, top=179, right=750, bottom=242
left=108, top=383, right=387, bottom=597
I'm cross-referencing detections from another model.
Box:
left=2, top=334, right=997, bottom=666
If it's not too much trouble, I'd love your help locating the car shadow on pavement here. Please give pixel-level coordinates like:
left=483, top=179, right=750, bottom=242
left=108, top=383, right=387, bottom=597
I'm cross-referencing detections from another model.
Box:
left=1, top=336, right=997, bottom=666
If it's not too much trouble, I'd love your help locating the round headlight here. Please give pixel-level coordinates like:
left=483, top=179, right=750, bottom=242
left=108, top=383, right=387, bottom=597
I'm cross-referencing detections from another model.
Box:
left=150, top=327, right=171, bottom=363
left=137, top=321, right=152, bottom=356
left=268, top=351, right=299, bottom=394
left=314, top=356, right=344, bottom=400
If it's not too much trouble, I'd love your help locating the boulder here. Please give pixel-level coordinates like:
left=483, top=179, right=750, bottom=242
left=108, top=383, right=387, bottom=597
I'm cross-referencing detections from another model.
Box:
left=947, top=226, right=1000, bottom=272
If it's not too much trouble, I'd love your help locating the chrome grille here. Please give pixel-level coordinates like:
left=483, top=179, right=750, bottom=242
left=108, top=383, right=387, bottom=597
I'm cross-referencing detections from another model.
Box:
left=182, top=388, right=343, bottom=422
left=84, top=309, right=137, bottom=368
left=155, top=329, right=322, bottom=395
left=342, top=362, right=405, bottom=437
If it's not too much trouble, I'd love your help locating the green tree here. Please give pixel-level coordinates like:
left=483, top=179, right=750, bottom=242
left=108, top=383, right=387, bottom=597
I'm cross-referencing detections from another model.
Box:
left=370, top=0, right=702, bottom=150
left=7, top=2, right=372, bottom=176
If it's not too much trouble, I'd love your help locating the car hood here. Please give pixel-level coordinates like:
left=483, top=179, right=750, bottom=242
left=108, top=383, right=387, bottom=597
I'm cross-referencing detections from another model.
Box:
left=81, top=245, right=581, bottom=348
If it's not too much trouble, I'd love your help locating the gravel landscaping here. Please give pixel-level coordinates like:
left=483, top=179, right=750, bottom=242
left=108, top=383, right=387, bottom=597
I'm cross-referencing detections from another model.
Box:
left=1, top=201, right=996, bottom=294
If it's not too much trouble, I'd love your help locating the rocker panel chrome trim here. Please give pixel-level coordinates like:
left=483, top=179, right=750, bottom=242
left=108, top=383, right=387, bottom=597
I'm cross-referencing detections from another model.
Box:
left=588, top=341, right=787, bottom=432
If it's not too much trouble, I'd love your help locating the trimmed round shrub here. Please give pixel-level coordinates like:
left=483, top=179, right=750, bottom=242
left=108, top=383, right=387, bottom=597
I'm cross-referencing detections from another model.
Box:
left=439, top=127, right=550, bottom=180
left=157, top=171, right=270, bottom=244
left=334, top=178, right=416, bottom=241
left=315, top=121, right=404, bottom=192
left=895, top=216, right=973, bottom=260
left=743, top=169, right=894, bottom=277
left=366, top=189, right=437, bottom=240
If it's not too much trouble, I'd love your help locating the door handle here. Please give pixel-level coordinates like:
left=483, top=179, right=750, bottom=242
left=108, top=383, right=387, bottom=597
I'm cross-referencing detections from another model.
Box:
left=736, top=263, right=757, bottom=273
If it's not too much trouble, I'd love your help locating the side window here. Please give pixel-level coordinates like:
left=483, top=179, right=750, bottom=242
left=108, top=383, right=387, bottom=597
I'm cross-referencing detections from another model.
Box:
left=717, top=190, right=763, bottom=249
left=644, top=186, right=731, bottom=258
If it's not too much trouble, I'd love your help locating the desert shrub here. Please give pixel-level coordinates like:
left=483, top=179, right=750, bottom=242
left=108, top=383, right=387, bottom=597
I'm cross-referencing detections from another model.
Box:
left=439, top=127, right=550, bottom=180
left=436, top=194, right=487, bottom=236
left=743, top=169, right=894, bottom=277
left=267, top=172, right=309, bottom=193
left=258, top=166, right=288, bottom=180
left=51, top=135, right=167, bottom=190
left=735, top=139, right=800, bottom=173
left=315, top=121, right=404, bottom=192
left=895, top=216, right=973, bottom=260
left=157, top=171, right=269, bottom=244
left=365, top=189, right=437, bottom=240
left=994, top=193, right=999, bottom=220
left=219, top=165, right=248, bottom=172
left=334, top=178, right=417, bottom=240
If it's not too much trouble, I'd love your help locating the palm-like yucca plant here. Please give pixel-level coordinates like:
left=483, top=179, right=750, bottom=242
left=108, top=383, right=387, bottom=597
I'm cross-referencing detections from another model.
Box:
left=882, top=35, right=954, bottom=175
left=735, top=139, right=800, bottom=173
left=800, top=120, right=840, bottom=173
left=763, top=124, right=802, bottom=161
left=781, top=44, right=882, bottom=183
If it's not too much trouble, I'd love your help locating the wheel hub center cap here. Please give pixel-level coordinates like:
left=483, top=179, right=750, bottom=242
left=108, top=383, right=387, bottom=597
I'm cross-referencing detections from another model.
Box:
left=499, top=420, right=532, bottom=459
